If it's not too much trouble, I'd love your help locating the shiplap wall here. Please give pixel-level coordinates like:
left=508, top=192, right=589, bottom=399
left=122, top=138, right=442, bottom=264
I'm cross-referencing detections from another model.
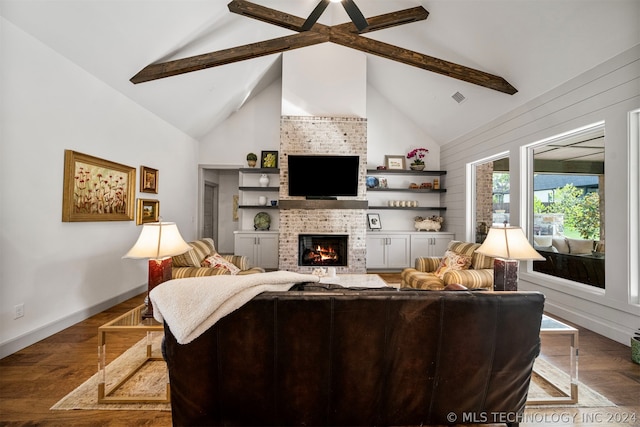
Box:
left=441, top=45, right=640, bottom=345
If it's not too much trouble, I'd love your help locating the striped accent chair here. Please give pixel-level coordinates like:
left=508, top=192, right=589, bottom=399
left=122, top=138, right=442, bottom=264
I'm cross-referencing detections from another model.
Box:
left=401, top=241, right=494, bottom=290
left=172, top=238, right=265, bottom=279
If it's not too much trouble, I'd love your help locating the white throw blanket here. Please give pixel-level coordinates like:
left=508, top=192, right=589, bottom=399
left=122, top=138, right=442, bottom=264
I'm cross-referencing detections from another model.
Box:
left=149, top=271, right=319, bottom=344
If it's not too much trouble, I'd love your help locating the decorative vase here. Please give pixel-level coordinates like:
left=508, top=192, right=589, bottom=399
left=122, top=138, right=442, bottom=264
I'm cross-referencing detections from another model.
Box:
left=259, top=174, right=269, bottom=187
left=410, top=163, right=425, bottom=171
left=247, top=159, right=257, bottom=167
left=258, top=196, right=267, bottom=206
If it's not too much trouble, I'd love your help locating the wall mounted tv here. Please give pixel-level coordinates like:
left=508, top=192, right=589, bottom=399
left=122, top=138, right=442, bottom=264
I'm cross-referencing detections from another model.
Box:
left=288, top=155, right=360, bottom=199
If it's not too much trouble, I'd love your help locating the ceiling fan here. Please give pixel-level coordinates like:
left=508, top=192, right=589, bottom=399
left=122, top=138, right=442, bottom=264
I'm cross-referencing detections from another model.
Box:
left=302, top=0, right=368, bottom=32
left=130, top=0, right=517, bottom=95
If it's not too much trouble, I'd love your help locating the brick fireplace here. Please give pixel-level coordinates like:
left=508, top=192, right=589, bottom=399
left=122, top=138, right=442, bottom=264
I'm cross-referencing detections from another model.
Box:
left=278, top=116, right=367, bottom=273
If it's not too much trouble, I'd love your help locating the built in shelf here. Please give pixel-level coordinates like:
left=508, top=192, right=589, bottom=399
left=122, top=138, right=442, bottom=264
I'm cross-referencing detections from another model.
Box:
left=367, top=188, right=446, bottom=193
left=239, top=186, right=279, bottom=191
left=240, top=168, right=280, bottom=173
left=366, top=169, right=447, bottom=175
left=368, top=206, right=447, bottom=211
left=238, top=205, right=279, bottom=209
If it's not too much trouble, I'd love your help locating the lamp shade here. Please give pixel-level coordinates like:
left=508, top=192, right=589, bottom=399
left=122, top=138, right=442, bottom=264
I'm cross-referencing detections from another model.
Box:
left=123, top=222, right=191, bottom=260
left=475, top=226, right=544, bottom=261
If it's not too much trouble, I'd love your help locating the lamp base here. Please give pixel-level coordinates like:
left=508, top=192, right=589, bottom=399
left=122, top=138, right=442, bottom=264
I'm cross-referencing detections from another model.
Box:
left=493, top=258, right=519, bottom=291
left=144, top=257, right=172, bottom=318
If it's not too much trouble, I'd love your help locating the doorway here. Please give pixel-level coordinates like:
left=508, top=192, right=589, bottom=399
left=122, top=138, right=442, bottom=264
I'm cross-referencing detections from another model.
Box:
left=203, top=181, right=219, bottom=243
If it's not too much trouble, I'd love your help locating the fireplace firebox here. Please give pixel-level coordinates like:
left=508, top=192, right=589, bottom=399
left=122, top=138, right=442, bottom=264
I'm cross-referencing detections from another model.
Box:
left=298, top=234, right=348, bottom=267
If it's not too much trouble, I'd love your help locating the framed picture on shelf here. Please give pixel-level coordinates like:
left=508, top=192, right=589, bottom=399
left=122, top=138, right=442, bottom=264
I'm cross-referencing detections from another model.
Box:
left=136, top=199, right=159, bottom=225
left=385, top=155, right=406, bottom=170
left=61, top=150, right=136, bottom=222
left=367, top=213, right=382, bottom=230
left=140, top=166, right=158, bottom=194
left=261, top=151, right=278, bottom=168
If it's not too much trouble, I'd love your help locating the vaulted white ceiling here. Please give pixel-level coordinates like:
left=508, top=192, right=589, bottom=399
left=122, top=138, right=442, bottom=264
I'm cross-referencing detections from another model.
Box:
left=2, top=0, right=638, bottom=144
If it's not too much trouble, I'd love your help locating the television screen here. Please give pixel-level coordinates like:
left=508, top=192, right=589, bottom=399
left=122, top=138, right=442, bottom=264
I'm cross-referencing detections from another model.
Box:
left=288, top=155, right=359, bottom=198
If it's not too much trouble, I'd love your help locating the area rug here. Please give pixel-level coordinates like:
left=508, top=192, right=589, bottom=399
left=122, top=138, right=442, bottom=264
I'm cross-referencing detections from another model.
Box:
left=52, top=337, right=614, bottom=412
left=51, top=334, right=171, bottom=411
left=527, top=358, right=615, bottom=408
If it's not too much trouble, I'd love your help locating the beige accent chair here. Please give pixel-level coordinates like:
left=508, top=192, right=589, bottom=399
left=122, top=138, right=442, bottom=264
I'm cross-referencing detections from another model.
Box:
left=401, top=241, right=494, bottom=290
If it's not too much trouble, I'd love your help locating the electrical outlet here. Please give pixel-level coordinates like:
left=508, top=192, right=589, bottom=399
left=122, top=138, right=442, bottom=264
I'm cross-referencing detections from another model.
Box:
left=14, top=303, right=24, bottom=319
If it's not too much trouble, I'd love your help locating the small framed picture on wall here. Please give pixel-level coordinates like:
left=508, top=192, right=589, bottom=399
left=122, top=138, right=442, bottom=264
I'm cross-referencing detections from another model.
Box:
left=261, top=151, right=278, bottom=168
left=140, top=166, right=158, bottom=194
left=385, top=155, right=406, bottom=170
left=367, top=213, right=382, bottom=230
left=136, top=199, right=159, bottom=225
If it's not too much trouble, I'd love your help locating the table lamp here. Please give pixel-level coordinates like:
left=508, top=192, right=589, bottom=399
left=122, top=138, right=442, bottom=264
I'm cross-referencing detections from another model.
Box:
left=123, top=221, right=191, bottom=317
left=475, top=225, right=544, bottom=291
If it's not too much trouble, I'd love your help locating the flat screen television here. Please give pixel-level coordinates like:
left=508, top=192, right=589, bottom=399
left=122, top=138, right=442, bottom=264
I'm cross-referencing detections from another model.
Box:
left=288, top=155, right=359, bottom=198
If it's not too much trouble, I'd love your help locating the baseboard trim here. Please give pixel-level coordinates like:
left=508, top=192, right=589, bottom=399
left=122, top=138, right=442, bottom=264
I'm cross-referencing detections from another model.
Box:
left=0, top=285, right=147, bottom=360
left=543, top=301, right=633, bottom=347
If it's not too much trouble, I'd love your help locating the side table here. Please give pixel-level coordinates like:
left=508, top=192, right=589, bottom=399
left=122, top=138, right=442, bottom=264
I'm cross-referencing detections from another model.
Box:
left=97, top=304, right=170, bottom=403
left=527, top=314, right=579, bottom=405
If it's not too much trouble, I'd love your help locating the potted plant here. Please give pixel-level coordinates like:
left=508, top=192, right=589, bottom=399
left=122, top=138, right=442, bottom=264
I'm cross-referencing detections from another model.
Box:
left=407, top=148, right=429, bottom=170
left=246, top=153, right=258, bottom=167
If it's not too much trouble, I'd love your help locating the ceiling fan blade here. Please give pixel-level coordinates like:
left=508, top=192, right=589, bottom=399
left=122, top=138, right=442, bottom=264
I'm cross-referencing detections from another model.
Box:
left=342, top=0, right=368, bottom=31
left=130, top=32, right=328, bottom=84
left=301, top=0, right=330, bottom=31
left=330, top=33, right=517, bottom=94
left=228, top=0, right=307, bottom=32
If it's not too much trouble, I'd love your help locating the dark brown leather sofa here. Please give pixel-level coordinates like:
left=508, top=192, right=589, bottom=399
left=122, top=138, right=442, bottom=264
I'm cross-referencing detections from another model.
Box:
left=162, top=287, right=544, bottom=426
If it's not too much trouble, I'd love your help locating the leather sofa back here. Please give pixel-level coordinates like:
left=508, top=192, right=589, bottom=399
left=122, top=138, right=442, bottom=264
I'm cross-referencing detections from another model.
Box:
left=163, top=289, right=544, bottom=426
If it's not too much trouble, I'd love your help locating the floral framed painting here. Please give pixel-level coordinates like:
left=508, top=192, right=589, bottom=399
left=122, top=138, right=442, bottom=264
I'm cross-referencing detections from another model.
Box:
left=140, top=166, right=158, bottom=194
left=136, top=199, right=160, bottom=225
left=385, top=155, right=406, bottom=170
left=62, top=150, right=136, bottom=222
left=261, top=151, right=278, bottom=168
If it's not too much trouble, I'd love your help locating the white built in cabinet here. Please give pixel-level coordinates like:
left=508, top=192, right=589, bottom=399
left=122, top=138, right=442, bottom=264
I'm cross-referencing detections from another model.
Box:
left=365, top=232, right=411, bottom=269
left=233, top=231, right=279, bottom=270
left=366, top=232, right=454, bottom=270
left=409, top=232, right=454, bottom=259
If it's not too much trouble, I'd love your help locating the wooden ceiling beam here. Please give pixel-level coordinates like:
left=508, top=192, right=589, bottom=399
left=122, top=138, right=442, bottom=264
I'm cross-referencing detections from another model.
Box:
left=227, top=0, right=306, bottom=32
left=329, top=31, right=518, bottom=95
left=130, top=32, right=328, bottom=84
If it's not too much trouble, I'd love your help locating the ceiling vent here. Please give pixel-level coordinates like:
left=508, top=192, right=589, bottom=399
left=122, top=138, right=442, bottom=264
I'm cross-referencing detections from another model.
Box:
left=452, top=91, right=466, bottom=104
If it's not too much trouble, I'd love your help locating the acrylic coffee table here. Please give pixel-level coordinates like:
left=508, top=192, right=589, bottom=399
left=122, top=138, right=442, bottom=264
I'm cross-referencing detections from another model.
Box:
left=97, top=304, right=170, bottom=403
left=527, top=314, right=579, bottom=405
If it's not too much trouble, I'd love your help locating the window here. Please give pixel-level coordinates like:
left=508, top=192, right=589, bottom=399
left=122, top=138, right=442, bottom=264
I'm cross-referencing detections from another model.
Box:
left=470, top=153, right=509, bottom=244
left=525, top=122, right=605, bottom=288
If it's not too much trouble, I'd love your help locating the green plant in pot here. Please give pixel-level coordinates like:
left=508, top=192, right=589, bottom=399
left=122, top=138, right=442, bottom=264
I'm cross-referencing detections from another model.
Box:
left=246, top=153, right=258, bottom=167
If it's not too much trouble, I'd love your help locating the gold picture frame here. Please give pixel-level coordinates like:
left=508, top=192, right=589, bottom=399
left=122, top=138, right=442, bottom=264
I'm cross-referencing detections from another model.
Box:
left=385, top=155, right=406, bottom=170
left=62, top=150, right=135, bottom=222
left=136, top=199, right=160, bottom=225
left=140, top=166, right=158, bottom=194
left=261, top=151, right=278, bottom=168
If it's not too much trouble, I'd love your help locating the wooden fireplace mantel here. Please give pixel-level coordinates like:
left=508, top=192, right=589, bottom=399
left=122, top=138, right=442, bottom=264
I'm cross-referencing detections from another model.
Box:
left=278, top=200, right=368, bottom=210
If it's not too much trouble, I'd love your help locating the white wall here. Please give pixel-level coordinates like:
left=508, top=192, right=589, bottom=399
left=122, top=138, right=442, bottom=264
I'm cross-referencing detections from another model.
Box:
left=441, top=45, right=640, bottom=345
left=282, top=44, right=366, bottom=118
left=0, top=19, right=199, bottom=358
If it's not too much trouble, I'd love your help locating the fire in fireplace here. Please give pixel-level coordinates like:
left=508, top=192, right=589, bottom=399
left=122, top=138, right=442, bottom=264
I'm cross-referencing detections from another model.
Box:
left=298, top=234, right=348, bottom=267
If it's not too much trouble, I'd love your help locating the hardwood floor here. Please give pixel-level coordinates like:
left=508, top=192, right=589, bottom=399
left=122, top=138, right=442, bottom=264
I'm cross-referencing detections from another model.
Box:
left=1, top=277, right=639, bottom=426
